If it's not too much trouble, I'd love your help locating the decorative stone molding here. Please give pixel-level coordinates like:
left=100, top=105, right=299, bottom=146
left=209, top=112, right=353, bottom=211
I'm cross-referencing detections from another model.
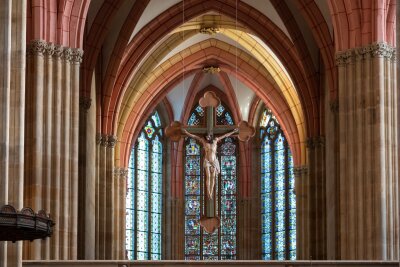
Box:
left=96, top=134, right=117, bottom=147
left=306, top=136, right=325, bottom=149
left=27, top=39, right=47, bottom=56
left=202, top=66, right=221, bottom=74
left=71, top=48, right=84, bottom=63
left=80, top=97, right=92, bottom=112
left=114, top=167, right=129, bottom=179
left=107, top=135, right=118, bottom=148
left=96, top=133, right=108, bottom=146
left=335, top=42, right=396, bottom=65
left=293, top=165, right=308, bottom=177
left=199, top=26, right=220, bottom=35
left=27, top=39, right=84, bottom=63
left=329, top=100, right=339, bottom=113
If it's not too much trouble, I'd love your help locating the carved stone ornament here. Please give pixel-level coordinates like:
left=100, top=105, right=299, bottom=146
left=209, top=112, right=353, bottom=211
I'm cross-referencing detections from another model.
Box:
left=114, top=167, right=129, bottom=179
left=199, top=26, right=220, bottom=35
left=96, top=133, right=108, bottom=146
left=27, top=39, right=47, bottom=56
left=306, top=136, right=325, bottom=149
left=202, top=66, right=221, bottom=74
left=293, top=165, right=308, bottom=177
left=107, top=135, right=118, bottom=148
left=335, top=42, right=396, bottom=65
left=27, top=39, right=84, bottom=63
left=80, top=97, right=92, bottom=111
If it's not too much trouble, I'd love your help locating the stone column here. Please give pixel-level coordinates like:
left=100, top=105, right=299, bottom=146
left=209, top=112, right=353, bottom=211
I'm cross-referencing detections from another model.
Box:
left=326, top=99, right=340, bottom=260
left=294, top=165, right=308, bottom=260
left=0, top=1, right=26, bottom=267
left=24, top=40, right=83, bottom=261
left=95, top=134, right=117, bottom=259
left=113, top=167, right=128, bottom=259
left=336, top=43, right=398, bottom=260
left=307, top=136, right=327, bottom=260
left=397, top=3, right=400, bottom=266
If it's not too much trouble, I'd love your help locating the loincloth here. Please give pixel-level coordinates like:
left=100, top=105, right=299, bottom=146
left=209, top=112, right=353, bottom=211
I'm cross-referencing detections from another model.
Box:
left=203, top=158, right=220, bottom=174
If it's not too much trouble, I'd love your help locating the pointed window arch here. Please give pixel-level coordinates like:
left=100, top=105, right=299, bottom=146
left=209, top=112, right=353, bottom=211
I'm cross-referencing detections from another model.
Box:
left=126, top=112, right=163, bottom=260
left=184, top=103, right=237, bottom=260
left=260, top=108, right=296, bottom=260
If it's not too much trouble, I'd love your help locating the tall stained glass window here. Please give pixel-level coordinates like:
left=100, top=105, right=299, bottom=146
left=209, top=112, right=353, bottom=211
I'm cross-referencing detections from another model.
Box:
left=260, top=108, right=296, bottom=260
left=126, top=112, right=163, bottom=260
left=184, top=103, right=237, bottom=260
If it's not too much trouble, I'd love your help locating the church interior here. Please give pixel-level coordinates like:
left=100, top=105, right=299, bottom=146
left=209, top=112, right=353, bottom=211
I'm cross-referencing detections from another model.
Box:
left=0, top=0, right=399, bottom=266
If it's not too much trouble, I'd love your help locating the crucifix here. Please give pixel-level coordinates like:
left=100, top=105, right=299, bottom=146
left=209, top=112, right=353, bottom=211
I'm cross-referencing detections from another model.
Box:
left=165, top=91, right=255, bottom=233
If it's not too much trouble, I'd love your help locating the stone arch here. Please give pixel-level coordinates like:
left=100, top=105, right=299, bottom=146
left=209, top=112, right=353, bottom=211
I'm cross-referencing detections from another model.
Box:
left=114, top=47, right=303, bottom=169
left=101, top=0, right=319, bottom=138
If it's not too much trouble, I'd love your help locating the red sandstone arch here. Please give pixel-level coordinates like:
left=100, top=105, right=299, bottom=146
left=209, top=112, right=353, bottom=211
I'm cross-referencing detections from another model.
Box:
left=27, top=0, right=90, bottom=48
left=328, top=0, right=396, bottom=51
left=117, top=47, right=302, bottom=169
left=102, top=0, right=319, bottom=138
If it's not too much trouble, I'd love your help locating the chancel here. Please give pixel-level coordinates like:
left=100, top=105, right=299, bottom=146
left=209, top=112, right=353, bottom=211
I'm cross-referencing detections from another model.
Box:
left=0, top=0, right=399, bottom=267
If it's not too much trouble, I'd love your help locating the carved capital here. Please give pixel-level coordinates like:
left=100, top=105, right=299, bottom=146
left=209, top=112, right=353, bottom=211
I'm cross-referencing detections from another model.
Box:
left=27, top=39, right=84, bottom=64
left=293, top=165, right=308, bottom=177
left=369, top=42, right=395, bottom=58
left=96, top=133, right=108, bottom=146
left=329, top=100, right=339, bottom=113
left=80, top=97, right=92, bottom=112
left=336, top=42, right=396, bottom=65
left=335, top=50, right=352, bottom=66
left=27, top=39, right=47, bottom=56
left=107, top=135, right=118, bottom=148
left=62, top=48, right=73, bottom=61
left=306, top=136, right=325, bottom=149
left=71, top=48, right=84, bottom=63
left=114, top=167, right=129, bottom=179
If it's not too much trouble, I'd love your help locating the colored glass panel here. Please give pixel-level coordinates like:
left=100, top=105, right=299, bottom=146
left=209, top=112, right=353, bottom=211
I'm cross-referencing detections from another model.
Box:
left=184, top=103, right=237, bottom=260
left=126, top=112, right=163, bottom=260
left=260, top=108, right=296, bottom=260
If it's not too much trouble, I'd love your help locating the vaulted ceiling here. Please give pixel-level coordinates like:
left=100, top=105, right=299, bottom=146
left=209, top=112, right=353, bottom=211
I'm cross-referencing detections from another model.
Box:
left=80, top=0, right=339, bottom=166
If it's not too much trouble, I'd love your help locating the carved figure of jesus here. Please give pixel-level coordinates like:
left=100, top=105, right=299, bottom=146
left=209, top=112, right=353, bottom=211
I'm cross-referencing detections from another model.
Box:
left=182, top=128, right=238, bottom=200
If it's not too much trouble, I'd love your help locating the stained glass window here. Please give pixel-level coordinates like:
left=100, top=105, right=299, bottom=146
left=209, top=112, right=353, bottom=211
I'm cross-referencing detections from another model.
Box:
left=260, top=108, right=296, bottom=260
left=126, top=112, right=163, bottom=260
left=184, top=103, right=237, bottom=260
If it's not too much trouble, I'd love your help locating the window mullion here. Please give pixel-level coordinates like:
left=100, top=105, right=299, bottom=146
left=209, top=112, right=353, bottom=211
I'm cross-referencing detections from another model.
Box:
left=134, top=142, right=138, bottom=260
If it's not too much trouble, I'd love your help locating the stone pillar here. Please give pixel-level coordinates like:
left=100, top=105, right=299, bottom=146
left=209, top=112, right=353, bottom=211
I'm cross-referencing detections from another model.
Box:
left=397, top=3, right=400, bottom=266
left=307, top=136, right=327, bottom=260
left=326, top=100, right=340, bottom=260
left=95, top=134, right=117, bottom=259
left=77, top=95, right=95, bottom=260
left=294, top=165, right=308, bottom=260
left=0, top=1, right=26, bottom=267
left=113, top=167, right=128, bottom=259
left=336, top=43, right=398, bottom=260
left=24, top=40, right=83, bottom=260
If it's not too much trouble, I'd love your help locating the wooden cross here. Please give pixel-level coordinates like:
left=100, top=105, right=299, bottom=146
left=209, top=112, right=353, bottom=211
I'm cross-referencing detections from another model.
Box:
left=165, top=91, right=255, bottom=233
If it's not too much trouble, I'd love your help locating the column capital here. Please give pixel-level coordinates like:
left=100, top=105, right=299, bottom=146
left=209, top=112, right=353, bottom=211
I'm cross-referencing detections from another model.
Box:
left=27, top=39, right=84, bottom=63
left=114, top=167, right=129, bottom=179
left=306, top=135, right=325, bottom=149
left=293, top=165, right=308, bottom=177
left=329, top=100, right=339, bottom=113
left=27, top=39, right=47, bottom=56
left=107, top=135, right=118, bottom=148
left=335, top=42, right=396, bottom=65
left=80, top=97, right=92, bottom=112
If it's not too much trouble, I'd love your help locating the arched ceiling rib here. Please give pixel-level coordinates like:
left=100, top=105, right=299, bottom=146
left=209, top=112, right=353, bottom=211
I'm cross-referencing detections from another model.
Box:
left=82, top=0, right=340, bottom=167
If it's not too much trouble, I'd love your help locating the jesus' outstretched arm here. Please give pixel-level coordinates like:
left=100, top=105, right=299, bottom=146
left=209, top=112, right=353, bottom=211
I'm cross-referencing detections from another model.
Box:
left=214, top=128, right=239, bottom=142
left=182, top=129, right=205, bottom=143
